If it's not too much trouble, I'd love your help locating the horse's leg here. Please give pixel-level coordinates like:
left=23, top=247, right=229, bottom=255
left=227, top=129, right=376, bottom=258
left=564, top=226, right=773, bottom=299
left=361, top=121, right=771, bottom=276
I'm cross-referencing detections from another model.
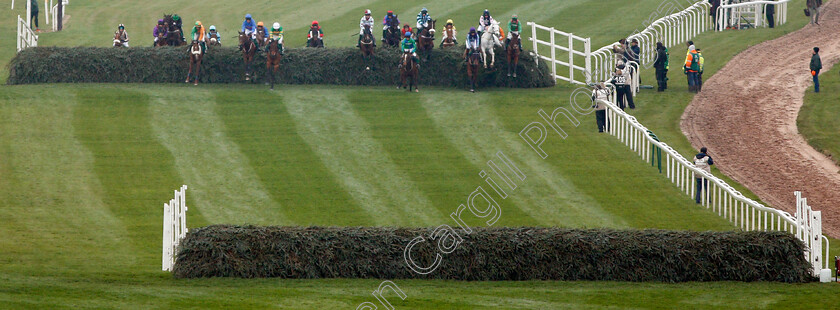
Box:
left=186, top=60, right=192, bottom=83
left=482, top=51, right=488, bottom=69
left=194, top=60, right=201, bottom=85
left=513, top=58, right=518, bottom=78
left=491, top=52, right=495, bottom=68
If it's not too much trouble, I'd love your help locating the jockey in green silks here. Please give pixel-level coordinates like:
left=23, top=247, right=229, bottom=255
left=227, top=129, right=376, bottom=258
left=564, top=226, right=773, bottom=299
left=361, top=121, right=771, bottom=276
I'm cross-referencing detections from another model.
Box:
left=401, top=32, right=419, bottom=67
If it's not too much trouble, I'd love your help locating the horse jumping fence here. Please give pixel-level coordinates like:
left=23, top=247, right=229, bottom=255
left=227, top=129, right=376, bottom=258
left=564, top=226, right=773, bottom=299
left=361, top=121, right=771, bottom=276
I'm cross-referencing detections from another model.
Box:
left=162, top=185, right=188, bottom=271
left=597, top=97, right=831, bottom=280
left=716, top=0, right=790, bottom=31
left=16, top=15, right=37, bottom=51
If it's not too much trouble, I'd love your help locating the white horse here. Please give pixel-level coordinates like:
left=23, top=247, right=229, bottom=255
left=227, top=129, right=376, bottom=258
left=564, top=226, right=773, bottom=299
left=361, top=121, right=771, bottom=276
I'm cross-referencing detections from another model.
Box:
left=480, top=21, right=502, bottom=68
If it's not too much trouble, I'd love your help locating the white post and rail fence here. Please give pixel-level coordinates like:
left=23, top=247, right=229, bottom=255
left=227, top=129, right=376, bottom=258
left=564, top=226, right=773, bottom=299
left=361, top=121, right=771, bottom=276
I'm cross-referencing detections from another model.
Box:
left=13, top=0, right=69, bottom=52
left=597, top=98, right=832, bottom=281
left=162, top=185, right=188, bottom=272
left=716, top=0, right=790, bottom=31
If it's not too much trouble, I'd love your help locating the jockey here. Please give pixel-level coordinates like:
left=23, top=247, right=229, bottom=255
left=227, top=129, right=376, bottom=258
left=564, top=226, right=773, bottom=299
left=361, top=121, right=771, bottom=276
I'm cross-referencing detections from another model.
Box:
left=172, top=14, right=184, bottom=42
left=267, top=22, right=284, bottom=54
left=358, top=9, right=376, bottom=47
left=440, top=19, right=457, bottom=45
left=401, top=24, right=413, bottom=39
left=241, top=14, right=258, bottom=45
left=190, top=21, right=206, bottom=53
left=115, top=24, right=129, bottom=47
left=306, top=21, right=324, bottom=46
left=477, top=9, right=496, bottom=36
left=464, top=27, right=480, bottom=61
left=415, top=7, right=432, bottom=38
left=505, top=15, right=523, bottom=52
left=206, top=25, right=220, bottom=45
left=256, top=21, right=269, bottom=45
left=401, top=32, right=419, bottom=67
left=152, top=19, right=167, bottom=46
left=382, top=10, right=400, bottom=42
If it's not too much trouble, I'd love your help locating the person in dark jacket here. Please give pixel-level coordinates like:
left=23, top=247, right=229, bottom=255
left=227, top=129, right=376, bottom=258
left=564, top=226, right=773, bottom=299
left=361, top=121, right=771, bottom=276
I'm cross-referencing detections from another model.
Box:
left=654, top=42, right=669, bottom=92
left=611, top=63, right=634, bottom=110
left=811, top=47, right=822, bottom=93
left=807, top=0, right=822, bottom=25
left=29, top=0, right=39, bottom=31
left=694, top=147, right=714, bottom=204
left=709, top=0, right=720, bottom=29
left=765, top=3, right=775, bottom=28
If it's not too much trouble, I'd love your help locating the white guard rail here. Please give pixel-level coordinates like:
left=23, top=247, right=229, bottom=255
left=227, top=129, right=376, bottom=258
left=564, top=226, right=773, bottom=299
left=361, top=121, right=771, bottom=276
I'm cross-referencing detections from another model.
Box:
left=47, top=0, right=68, bottom=32
left=16, top=15, right=37, bottom=51
left=162, top=185, right=188, bottom=271
left=716, top=0, right=790, bottom=31
left=526, top=22, right=591, bottom=85
left=597, top=97, right=830, bottom=279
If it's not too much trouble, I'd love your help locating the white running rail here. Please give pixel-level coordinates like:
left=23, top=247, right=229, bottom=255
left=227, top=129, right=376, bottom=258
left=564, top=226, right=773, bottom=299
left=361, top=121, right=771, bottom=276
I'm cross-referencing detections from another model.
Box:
left=716, top=0, right=790, bottom=31
left=48, top=0, right=68, bottom=32
left=162, top=185, right=188, bottom=272
left=526, top=22, right=591, bottom=85
left=597, top=98, right=831, bottom=279
left=16, top=15, right=38, bottom=52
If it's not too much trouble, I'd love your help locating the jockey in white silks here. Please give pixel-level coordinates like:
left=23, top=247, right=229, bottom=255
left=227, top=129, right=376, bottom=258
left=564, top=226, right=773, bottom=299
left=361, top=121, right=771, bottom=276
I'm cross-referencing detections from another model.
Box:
left=416, top=7, right=433, bottom=38
left=358, top=9, right=376, bottom=47
left=464, top=27, right=480, bottom=62
left=477, top=9, right=497, bottom=36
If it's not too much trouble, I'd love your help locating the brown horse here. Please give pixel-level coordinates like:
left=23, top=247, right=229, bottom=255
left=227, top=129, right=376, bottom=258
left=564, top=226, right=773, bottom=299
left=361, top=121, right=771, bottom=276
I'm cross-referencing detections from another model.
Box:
left=185, top=40, right=203, bottom=85
left=506, top=32, right=521, bottom=78
left=266, top=38, right=283, bottom=90
left=399, top=51, right=419, bottom=92
left=384, top=15, right=401, bottom=47
left=113, top=32, right=123, bottom=48
left=467, top=50, right=481, bottom=92
left=239, top=31, right=257, bottom=81
left=207, top=32, right=221, bottom=46
left=417, top=19, right=436, bottom=60
left=307, top=27, right=324, bottom=48
left=441, top=26, right=455, bottom=48
left=360, top=25, right=375, bottom=71
left=155, top=31, right=167, bottom=47
left=256, top=29, right=266, bottom=48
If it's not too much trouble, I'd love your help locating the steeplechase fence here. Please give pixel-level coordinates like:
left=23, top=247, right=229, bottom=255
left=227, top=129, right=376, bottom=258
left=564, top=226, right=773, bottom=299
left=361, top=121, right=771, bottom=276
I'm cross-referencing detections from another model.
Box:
left=716, top=0, right=790, bottom=31
left=162, top=185, right=188, bottom=271
left=597, top=97, right=831, bottom=281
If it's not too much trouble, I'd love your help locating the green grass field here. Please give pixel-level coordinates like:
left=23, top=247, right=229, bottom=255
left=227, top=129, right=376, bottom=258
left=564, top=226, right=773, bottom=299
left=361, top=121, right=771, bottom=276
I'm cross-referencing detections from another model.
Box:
left=800, top=65, right=840, bottom=166
left=2, top=0, right=839, bottom=309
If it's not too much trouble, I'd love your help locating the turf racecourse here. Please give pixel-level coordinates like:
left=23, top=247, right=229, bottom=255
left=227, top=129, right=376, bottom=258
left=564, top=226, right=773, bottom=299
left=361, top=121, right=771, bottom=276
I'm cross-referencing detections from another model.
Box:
left=3, top=0, right=840, bottom=308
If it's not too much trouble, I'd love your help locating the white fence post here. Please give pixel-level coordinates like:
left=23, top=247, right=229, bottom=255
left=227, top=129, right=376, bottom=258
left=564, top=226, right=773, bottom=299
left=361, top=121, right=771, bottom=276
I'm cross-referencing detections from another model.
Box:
left=162, top=185, right=188, bottom=272
left=550, top=27, right=557, bottom=80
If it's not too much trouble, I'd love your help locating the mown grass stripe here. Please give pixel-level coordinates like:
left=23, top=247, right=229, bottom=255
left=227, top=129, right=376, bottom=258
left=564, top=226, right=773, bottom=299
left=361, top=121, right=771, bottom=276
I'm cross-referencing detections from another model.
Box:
left=280, top=87, right=443, bottom=226
left=215, top=88, right=368, bottom=226
left=146, top=88, right=286, bottom=225
left=73, top=87, right=191, bottom=267
left=421, top=90, right=623, bottom=228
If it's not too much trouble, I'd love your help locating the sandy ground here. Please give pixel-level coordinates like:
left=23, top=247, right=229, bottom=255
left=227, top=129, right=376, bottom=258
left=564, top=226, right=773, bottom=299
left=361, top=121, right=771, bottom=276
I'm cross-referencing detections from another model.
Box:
left=681, top=2, right=840, bottom=237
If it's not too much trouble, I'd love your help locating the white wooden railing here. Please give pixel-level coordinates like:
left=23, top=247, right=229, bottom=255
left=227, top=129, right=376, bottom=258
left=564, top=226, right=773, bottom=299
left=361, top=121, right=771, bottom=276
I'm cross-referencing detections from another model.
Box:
left=16, top=15, right=37, bottom=51
left=716, top=0, right=790, bottom=31
left=162, top=185, right=188, bottom=271
left=526, top=22, right=591, bottom=85
left=598, top=98, right=831, bottom=280
left=47, top=0, right=68, bottom=32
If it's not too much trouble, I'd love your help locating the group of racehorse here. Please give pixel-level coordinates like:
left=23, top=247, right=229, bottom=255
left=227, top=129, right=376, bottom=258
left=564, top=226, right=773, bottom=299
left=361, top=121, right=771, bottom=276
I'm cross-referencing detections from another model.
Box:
left=176, top=16, right=520, bottom=93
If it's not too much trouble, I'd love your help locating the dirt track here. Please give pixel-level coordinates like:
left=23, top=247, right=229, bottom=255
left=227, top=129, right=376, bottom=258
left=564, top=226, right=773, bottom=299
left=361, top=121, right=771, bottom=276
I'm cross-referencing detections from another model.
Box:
left=681, top=2, right=840, bottom=237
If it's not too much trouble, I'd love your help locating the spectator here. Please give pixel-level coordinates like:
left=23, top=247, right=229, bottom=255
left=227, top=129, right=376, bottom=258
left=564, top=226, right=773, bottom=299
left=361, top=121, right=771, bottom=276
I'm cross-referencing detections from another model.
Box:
left=807, top=0, right=822, bottom=25
left=709, top=0, right=721, bottom=29
left=611, top=63, right=634, bottom=110
left=765, top=3, right=775, bottom=28
left=591, top=83, right=610, bottom=132
left=811, top=47, right=822, bottom=93
left=684, top=44, right=700, bottom=92
left=696, top=48, right=705, bottom=92
left=29, top=0, right=39, bottom=32
left=694, top=147, right=714, bottom=204
left=654, top=42, right=669, bottom=92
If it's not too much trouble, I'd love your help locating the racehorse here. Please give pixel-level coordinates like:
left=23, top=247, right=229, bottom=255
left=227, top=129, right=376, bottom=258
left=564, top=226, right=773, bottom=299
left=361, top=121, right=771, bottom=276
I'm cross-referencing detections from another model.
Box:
left=360, top=25, right=375, bottom=70
left=239, top=31, right=257, bottom=81
left=256, top=30, right=266, bottom=49
left=480, top=21, right=502, bottom=68
left=185, top=40, right=203, bottom=85
left=208, top=32, right=221, bottom=46
left=266, top=38, right=283, bottom=90
left=307, top=26, right=323, bottom=48
left=384, top=15, right=401, bottom=47
left=155, top=32, right=168, bottom=47
left=417, top=19, right=436, bottom=60
left=113, top=32, right=123, bottom=48
left=399, top=51, right=419, bottom=92
left=441, top=26, right=455, bottom=48
left=162, top=15, right=185, bottom=46
left=506, top=32, right=521, bottom=77
left=466, top=49, right=481, bottom=92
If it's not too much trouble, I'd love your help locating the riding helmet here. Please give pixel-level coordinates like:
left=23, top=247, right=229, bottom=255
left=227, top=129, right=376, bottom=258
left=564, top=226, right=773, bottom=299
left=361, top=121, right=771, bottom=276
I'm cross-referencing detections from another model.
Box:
left=484, top=10, right=490, bottom=16
left=364, top=9, right=371, bottom=15
left=173, top=14, right=180, bottom=21
left=257, top=21, right=264, bottom=27
left=209, top=25, right=216, bottom=31
left=312, top=20, right=319, bottom=25
left=512, top=14, right=518, bottom=20
left=245, top=14, right=252, bottom=20
left=273, top=22, right=280, bottom=30
left=387, top=10, right=393, bottom=15
left=405, top=32, right=412, bottom=37
left=195, top=21, right=201, bottom=27
left=158, top=19, right=164, bottom=25
left=421, top=7, right=428, bottom=13
left=470, top=27, right=476, bottom=33
left=118, top=24, right=125, bottom=29
left=446, top=19, right=453, bottom=25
